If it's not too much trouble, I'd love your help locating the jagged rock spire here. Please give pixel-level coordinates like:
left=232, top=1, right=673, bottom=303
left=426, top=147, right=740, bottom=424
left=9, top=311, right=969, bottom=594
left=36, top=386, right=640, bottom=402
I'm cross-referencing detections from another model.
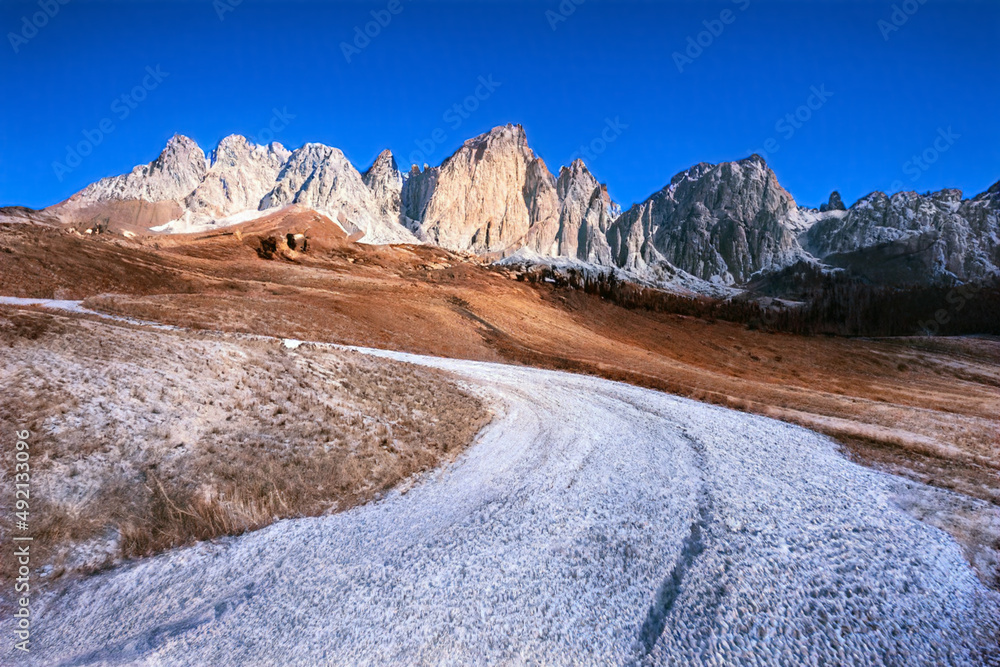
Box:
left=819, top=191, right=846, bottom=212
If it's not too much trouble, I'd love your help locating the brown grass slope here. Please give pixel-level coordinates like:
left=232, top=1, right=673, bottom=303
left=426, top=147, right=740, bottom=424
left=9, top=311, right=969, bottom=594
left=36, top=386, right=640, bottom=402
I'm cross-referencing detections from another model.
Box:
left=0, top=308, right=489, bottom=585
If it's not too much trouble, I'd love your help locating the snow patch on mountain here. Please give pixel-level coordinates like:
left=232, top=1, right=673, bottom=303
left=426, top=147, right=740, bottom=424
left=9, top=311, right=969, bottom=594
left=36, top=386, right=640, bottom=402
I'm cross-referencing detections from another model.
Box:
left=497, top=246, right=740, bottom=299
left=149, top=207, right=276, bottom=235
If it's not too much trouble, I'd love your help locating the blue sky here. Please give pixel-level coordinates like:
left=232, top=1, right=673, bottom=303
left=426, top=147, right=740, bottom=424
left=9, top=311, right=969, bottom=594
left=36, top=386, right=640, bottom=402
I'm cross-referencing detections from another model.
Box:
left=1, top=0, right=997, bottom=210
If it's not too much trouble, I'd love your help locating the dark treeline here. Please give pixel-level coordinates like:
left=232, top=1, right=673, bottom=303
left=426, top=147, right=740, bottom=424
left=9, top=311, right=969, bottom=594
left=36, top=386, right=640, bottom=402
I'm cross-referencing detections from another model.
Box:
left=770, top=277, right=1000, bottom=336
left=511, top=265, right=1000, bottom=337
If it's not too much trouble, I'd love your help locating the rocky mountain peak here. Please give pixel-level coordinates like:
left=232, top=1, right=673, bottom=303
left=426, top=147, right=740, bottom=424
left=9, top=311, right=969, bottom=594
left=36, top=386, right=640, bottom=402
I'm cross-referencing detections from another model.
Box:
left=79, top=134, right=207, bottom=203
left=669, top=162, right=715, bottom=186
left=258, top=143, right=415, bottom=244
left=931, top=188, right=963, bottom=203
left=153, top=134, right=207, bottom=178
left=183, top=135, right=290, bottom=221
left=212, top=133, right=251, bottom=158
left=556, top=159, right=598, bottom=198
left=545, top=157, right=619, bottom=263
left=855, top=190, right=888, bottom=207
left=556, top=158, right=596, bottom=190
left=473, top=123, right=528, bottom=147
left=295, top=143, right=347, bottom=164
left=608, top=155, right=803, bottom=284
left=451, top=124, right=532, bottom=164
left=363, top=149, right=403, bottom=220
left=820, top=190, right=846, bottom=212
left=804, top=183, right=1000, bottom=284
left=564, top=157, right=589, bottom=174
left=364, top=149, right=399, bottom=180
left=414, top=124, right=551, bottom=253
left=160, top=133, right=201, bottom=158
left=208, top=134, right=290, bottom=165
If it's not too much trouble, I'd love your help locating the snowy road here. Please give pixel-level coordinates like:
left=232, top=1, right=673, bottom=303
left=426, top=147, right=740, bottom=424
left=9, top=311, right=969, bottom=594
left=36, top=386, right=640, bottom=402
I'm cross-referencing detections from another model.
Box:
left=6, top=334, right=1000, bottom=665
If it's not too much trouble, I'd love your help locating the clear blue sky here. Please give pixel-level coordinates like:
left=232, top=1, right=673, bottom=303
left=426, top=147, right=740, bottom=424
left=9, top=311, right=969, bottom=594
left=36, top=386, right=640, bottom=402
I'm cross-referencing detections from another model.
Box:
left=1, top=0, right=997, bottom=210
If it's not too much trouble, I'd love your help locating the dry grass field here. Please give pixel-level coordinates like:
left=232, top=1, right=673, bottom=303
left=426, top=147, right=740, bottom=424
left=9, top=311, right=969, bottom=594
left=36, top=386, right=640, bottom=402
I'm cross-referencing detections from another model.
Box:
left=1, top=216, right=998, bottom=587
left=0, top=307, right=489, bottom=583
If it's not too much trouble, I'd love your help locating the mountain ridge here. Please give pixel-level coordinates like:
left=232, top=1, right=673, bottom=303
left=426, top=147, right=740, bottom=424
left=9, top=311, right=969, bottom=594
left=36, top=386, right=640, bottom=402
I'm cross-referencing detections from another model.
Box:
left=44, top=124, right=1000, bottom=292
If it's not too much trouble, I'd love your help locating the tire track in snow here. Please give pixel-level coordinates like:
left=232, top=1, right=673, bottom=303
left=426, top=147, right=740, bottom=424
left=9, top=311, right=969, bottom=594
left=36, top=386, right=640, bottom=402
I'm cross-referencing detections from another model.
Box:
left=631, top=428, right=715, bottom=664
left=56, top=584, right=256, bottom=667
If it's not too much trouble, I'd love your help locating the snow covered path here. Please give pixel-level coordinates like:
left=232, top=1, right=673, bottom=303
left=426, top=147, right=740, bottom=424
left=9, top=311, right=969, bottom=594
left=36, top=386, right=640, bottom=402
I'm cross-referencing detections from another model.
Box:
left=0, top=296, right=101, bottom=315
left=3, top=318, right=998, bottom=664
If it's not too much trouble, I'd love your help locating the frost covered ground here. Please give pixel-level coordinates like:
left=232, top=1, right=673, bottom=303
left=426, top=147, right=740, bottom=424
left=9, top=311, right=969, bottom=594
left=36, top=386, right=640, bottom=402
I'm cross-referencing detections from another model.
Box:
left=0, top=307, right=487, bottom=579
left=5, top=336, right=998, bottom=666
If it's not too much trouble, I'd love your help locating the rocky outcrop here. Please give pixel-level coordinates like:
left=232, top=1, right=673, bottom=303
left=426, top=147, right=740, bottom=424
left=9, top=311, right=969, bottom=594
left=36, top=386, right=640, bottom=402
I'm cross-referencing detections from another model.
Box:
left=403, top=125, right=621, bottom=261
left=412, top=124, right=560, bottom=254
left=550, top=159, right=617, bottom=264
left=184, top=135, right=290, bottom=220
left=262, top=144, right=416, bottom=244
left=362, top=149, right=403, bottom=221
left=400, top=165, right=438, bottom=233
left=263, top=144, right=375, bottom=241
left=520, top=157, right=561, bottom=255
left=607, top=155, right=805, bottom=284
left=819, top=191, right=846, bottom=212
left=77, top=134, right=207, bottom=203
left=804, top=186, right=1000, bottom=283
